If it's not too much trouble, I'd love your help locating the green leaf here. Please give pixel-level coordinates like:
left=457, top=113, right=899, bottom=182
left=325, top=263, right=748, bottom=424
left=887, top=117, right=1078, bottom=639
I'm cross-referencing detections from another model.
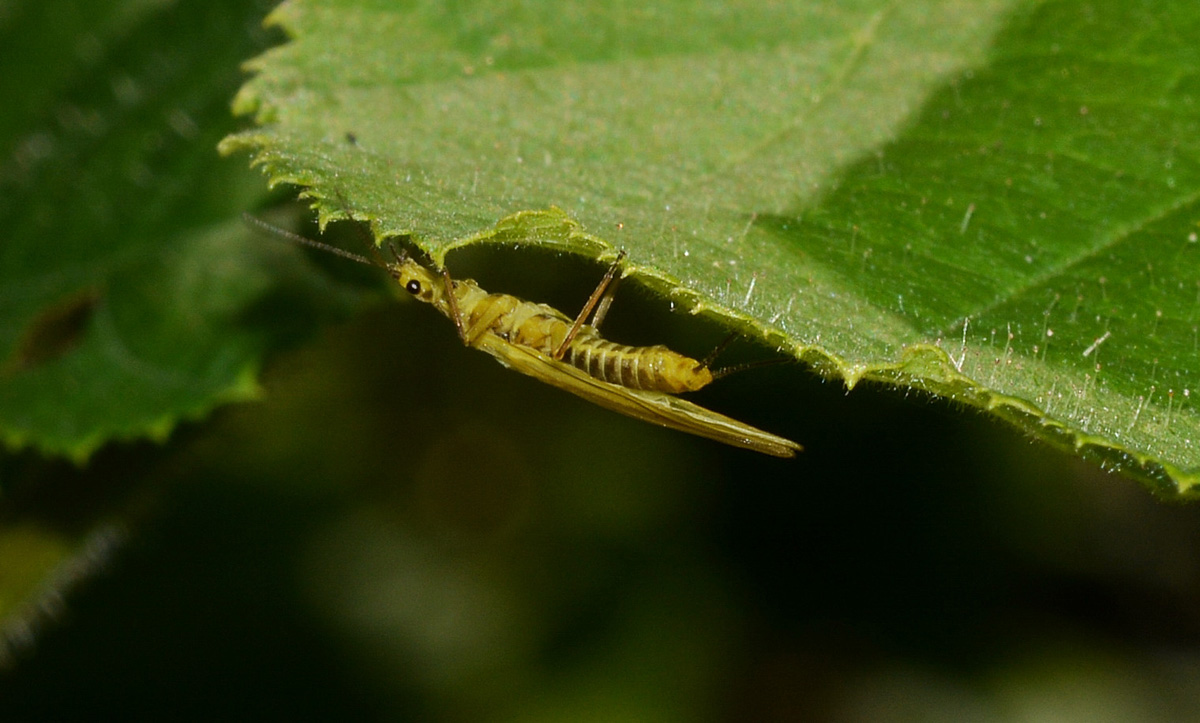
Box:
left=221, top=0, right=1200, bottom=496
left=0, top=0, right=358, bottom=647
left=0, top=0, right=343, bottom=462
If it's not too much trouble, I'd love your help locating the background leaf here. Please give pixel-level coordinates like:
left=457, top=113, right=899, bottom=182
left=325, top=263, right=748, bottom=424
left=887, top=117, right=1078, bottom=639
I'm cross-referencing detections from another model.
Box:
left=0, top=0, right=355, bottom=662
left=0, top=0, right=336, bottom=463
left=222, top=0, right=1200, bottom=494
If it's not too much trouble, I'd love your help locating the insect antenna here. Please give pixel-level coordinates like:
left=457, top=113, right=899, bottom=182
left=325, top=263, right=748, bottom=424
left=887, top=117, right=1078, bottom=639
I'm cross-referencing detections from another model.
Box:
left=326, top=191, right=396, bottom=269
left=242, top=212, right=378, bottom=267
left=386, top=242, right=409, bottom=265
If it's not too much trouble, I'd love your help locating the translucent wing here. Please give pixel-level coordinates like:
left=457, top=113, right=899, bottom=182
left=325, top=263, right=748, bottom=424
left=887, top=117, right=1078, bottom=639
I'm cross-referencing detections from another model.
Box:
left=476, top=335, right=801, bottom=458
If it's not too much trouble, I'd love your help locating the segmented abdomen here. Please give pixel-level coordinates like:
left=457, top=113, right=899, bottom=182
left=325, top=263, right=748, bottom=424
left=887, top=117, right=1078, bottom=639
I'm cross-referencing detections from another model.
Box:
left=494, top=301, right=713, bottom=394
left=564, top=335, right=712, bottom=394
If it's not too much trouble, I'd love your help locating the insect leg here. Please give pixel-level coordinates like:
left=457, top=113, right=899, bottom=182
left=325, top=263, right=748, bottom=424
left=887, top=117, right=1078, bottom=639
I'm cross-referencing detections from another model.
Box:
left=553, top=250, right=627, bottom=360
left=589, top=272, right=621, bottom=330
left=441, top=268, right=469, bottom=344
left=462, top=295, right=521, bottom=347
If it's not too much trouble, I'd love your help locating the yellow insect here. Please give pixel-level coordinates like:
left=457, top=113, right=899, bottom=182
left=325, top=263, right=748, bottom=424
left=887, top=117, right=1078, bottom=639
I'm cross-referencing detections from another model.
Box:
left=246, top=214, right=801, bottom=457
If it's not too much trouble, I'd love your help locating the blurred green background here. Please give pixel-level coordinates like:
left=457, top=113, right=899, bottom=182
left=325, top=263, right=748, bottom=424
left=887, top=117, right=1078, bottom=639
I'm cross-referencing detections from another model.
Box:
left=5, top=255, right=1200, bottom=719
left=3, top=1, right=1200, bottom=720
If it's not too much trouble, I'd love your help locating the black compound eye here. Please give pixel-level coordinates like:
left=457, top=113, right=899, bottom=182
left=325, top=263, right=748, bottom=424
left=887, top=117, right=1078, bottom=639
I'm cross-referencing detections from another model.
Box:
left=405, top=280, right=421, bottom=295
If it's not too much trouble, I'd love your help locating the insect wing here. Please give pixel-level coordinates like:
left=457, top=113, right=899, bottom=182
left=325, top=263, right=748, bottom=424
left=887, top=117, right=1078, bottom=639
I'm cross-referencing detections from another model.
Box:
left=477, top=336, right=801, bottom=458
